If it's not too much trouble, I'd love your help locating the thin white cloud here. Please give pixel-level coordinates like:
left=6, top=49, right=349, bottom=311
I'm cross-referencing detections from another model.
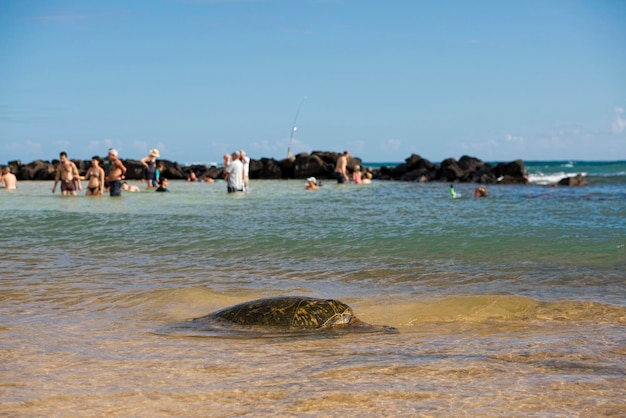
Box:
left=458, top=139, right=500, bottom=160
left=100, top=138, right=126, bottom=155
left=612, top=106, right=626, bottom=133
left=381, top=138, right=401, bottom=153
left=133, top=141, right=149, bottom=156
left=53, top=140, right=71, bottom=151
left=85, top=140, right=103, bottom=156
left=347, top=139, right=366, bottom=155
left=504, top=133, right=524, bottom=144
left=1, top=140, right=44, bottom=157
left=251, top=139, right=286, bottom=155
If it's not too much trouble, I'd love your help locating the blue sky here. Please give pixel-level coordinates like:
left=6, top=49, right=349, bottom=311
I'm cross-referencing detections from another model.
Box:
left=1, top=0, right=625, bottom=164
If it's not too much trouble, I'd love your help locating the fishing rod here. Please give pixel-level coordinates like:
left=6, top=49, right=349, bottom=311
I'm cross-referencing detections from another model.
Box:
left=287, top=96, right=307, bottom=158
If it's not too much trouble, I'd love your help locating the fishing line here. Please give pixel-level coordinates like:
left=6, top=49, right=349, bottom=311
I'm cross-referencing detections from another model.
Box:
left=287, top=96, right=307, bottom=158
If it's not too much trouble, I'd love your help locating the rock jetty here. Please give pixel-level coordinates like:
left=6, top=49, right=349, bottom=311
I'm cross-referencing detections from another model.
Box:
left=4, top=152, right=529, bottom=184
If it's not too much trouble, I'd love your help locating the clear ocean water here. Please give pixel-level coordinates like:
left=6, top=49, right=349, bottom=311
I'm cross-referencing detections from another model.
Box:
left=1, top=160, right=625, bottom=416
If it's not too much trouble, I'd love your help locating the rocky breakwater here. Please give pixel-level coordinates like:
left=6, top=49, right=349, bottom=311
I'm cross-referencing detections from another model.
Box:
left=3, top=151, right=365, bottom=182
left=379, top=154, right=529, bottom=184
left=5, top=152, right=531, bottom=184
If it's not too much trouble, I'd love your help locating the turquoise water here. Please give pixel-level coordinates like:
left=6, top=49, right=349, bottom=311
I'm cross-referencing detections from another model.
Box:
left=1, top=165, right=625, bottom=416
left=525, top=160, right=626, bottom=185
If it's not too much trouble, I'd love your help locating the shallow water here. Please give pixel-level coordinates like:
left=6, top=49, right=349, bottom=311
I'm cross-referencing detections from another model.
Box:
left=1, top=179, right=625, bottom=416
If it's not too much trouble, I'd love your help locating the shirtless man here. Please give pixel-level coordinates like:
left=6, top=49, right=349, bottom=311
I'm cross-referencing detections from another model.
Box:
left=106, top=148, right=127, bottom=196
left=52, top=151, right=82, bottom=195
left=1, top=167, right=17, bottom=190
left=333, top=150, right=350, bottom=183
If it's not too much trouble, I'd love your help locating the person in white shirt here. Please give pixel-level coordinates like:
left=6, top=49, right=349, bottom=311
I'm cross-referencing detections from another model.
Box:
left=225, top=151, right=245, bottom=193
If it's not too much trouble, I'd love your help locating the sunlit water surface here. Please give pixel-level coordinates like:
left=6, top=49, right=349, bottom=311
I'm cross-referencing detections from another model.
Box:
left=1, top=180, right=625, bottom=416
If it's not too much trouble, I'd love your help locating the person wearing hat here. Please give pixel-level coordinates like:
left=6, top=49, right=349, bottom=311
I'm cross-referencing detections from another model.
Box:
left=140, top=148, right=160, bottom=188
left=305, top=177, right=318, bottom=190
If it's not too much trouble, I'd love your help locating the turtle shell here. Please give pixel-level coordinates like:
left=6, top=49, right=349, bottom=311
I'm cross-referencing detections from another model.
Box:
left=203, top=296, right=354, bottom=329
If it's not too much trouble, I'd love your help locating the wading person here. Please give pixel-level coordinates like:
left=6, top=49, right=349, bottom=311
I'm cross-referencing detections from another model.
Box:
left=333, top=150, right=350, bottom=184
left=106, top=148, right=126, bottom=197
left=224, top=151, right=244, bottom=193
left=52, top=151, right=82, bottom=196
left=84, top=156, right=105, bottom=196
left=1, top=167, right=17, bottom=190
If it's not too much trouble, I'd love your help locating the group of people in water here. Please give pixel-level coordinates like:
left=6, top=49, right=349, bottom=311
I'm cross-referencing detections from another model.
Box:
left=222, top=150, right=251, bottom=193
left=2, top=147, right=488, bottom=197
left=139, top=149, right=167, bottom=189
left=47, top=148, right=169, bottom=197
left=305, top=150, right=374, bottom=190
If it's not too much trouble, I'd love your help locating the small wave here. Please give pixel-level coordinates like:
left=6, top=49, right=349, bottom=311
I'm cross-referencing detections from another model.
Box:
left=528, top=171, right=587, bottom=185
left=362, top=295, right=626, bottom=327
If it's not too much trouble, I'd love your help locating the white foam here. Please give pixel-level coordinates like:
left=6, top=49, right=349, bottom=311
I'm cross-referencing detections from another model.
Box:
left=528, top=171, right=587, bottom=185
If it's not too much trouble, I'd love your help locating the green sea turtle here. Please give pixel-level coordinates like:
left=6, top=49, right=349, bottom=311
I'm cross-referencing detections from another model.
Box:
left=193, top=296, right=396, bottom=333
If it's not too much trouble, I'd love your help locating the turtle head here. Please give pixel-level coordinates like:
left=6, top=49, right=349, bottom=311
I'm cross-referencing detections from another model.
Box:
left=321, top=307, right=354, bottom=327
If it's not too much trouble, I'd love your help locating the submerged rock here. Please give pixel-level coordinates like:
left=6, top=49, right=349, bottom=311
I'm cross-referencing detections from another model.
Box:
left=557, top=173, right=588, bottom=186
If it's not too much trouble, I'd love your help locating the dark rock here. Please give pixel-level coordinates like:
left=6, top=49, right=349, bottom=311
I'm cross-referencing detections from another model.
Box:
left=311, top=151, right=340, bottom=166
left=74, top=159, right=90, bottom=174
left=159, top=160, right=186, bottom=180
left=457, top=156, right=497, bottom=183
left=494, top=160, right=528, bottom=184
left=293, top=151, right=359, bottom=179
left=379, top=154, right=432, bottom=181
left=294, top=153, right=328, bottom=178
left=258, top=158, right=283, bottom=179
left=476, top=171, right=498, bottom=184
left=380, top=163, right=406, bottom=179
left=458, top=155, right=484, bottom=172
left=205, top=166, right=225, bottom=180
left=4, top=153, right=531, bottom=185
left=18, top=160, right=55, bottom=181
left=440, top=158, right=465, bottom=182
left=123, top=160, right=146, bottom=180
left=7, top=160, right=22, bottom=178
left=557, top=173, right=587, bottom=186
left=185, top=164, right=210, bottom=180
left=248, top=159, right=264, bottom=179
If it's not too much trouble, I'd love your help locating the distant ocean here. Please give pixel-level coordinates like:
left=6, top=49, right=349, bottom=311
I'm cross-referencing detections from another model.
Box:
left=367, top=159, right=626, bottom=186
left=1, top=160, right=624, bottom=416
